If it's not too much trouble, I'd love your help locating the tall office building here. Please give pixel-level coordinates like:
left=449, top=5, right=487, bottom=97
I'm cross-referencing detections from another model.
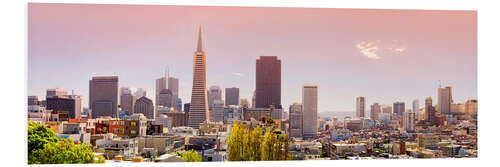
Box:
left=158, top=89, right=174, bottom=108
left=168, top=77, right=179, bottom=109
left=393, top=102, right=405, bottom=116
left=225, top=87, right=239, bottom=106
left=134, top=96, right=154, bottom=119
left=412, top=99, right=419, bottom=113
left=289, top=102, right=303, bottom=137
left=211, top=100, right=224, bottom=122
left=46, top=95, right=82, bottom=119
left=89, top=76, right=119, bottom=118
left=155, top=77, right=167, bottom=107
left=356, top=97, right=366, bottom=118
left=255, top=56, right=281, bottom=109
left=120, top=93, right=136, bottom=114
left=370, top=103, right=381, bottom=121
left=425, top=97, right=435, bottom=122
left=207, top=85, right=222, bottom=110
left=302, top=84, right=318, bottom=138
left=437, top=86, right=452, bottom=115
left=46, top=88, right=68, bottom=97
left=188, top=26, right=209, bottom=129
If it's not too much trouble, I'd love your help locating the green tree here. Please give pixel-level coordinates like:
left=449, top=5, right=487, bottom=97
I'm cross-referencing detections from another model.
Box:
left=27, top=121, right=58, bottom=164
left=227, top=123, right=245, bottom=161
left=180, top=150, right=202, bottom=162
left=31, top=138, right=95, bottom=164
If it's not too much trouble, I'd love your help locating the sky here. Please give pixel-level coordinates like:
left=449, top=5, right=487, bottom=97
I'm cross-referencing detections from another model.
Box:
left=28, top=3, right=477, bottom=113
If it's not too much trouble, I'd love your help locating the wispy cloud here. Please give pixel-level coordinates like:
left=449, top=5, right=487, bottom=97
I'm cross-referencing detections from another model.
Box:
left=231, top=72, right=244, bottom=77
left=356, top=40, right=407, bottom=60
left=356, top=41, right=380, bottom=59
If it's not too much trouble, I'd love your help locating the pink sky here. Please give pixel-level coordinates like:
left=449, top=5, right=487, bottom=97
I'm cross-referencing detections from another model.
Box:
left=28, top=3, right=476, bottom=112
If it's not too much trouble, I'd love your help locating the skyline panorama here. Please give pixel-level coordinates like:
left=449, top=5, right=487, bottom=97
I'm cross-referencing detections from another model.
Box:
left=28, top=3, right=477, bottom=113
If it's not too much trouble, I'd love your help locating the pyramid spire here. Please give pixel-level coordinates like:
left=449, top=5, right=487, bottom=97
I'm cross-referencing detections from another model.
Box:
left=197, top=25, right=203, bottom=52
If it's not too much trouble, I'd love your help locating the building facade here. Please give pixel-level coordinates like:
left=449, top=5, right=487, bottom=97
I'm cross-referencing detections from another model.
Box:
left=289, top=102, right=303, bottom=138
left=356, top=97, right=366, bottom=118
left=225, top=87, right=239, bottom=106
left=255, top=56, right=281, bottom=109
left=438, top=86, right=452, bottom=115
left=89, top=76, right=119, bottom=118
left=134, top=96, right=154, bottom=119
left=302, top=84, right=318, bottom=138
left=188, top=26, right=209, bottom=129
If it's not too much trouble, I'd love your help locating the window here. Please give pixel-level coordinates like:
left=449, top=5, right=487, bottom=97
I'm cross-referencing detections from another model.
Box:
left=131, top=122, right=136, bottom=127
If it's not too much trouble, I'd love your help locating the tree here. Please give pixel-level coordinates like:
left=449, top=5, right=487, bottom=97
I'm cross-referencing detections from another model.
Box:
left=180, top=150, right=202, bottom=162
left=227, top=122, right=291, bottom=161
left=28, top=121, right=58, bottom=164
left=31, top=138, right=95, bottom=164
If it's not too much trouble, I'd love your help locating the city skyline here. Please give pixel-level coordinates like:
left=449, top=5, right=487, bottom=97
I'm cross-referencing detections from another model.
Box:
left=28, top=3, right=477, bottom=112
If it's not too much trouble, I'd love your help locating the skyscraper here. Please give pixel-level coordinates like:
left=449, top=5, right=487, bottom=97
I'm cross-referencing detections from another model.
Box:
left=134, top=96, right=154, bottom=119
left=158, top=89, right=173, bottom=107
left=188, top=26, right=209, bottom=129
left=393, top=102, right=405, bottom=116
left=412, top=99, right=419, bottom=113
left=120, top=93, right=136, bottom=114
left=225, top=87, right=239, bottom=106
left=289, top=102, right=303, bottom=138
left=89, top=76, right=118, bottom=118
left=425, top=97, right=435, bottom=123
left=255, top=56, right=281, bottom=109
left=168, top=77, right=179, bottom=109
left=438, top=86, right=452, bottom=115
left=356, top=97, right=366, bottom=118
left=370, top=103, right=381, bottom=121
left=207, top=85, right=222, bottom=110
left=302, top=84, right=318, bottom=138
left=155, top=77, right=167, bottom=107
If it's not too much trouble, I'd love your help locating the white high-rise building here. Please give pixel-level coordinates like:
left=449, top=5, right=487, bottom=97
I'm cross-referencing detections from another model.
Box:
left=356, top=97, right=366, bottom=118
left=438, top=86, right=452, bottom=115
left=302, top=84, right=318, bottom=138
left=188, top=26, right=209, bottom=129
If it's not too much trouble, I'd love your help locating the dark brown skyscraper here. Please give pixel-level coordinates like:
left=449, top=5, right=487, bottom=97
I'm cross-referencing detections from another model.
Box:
left=89, top=76, right=119, bottom=118
left=255, top=56, right=281, bottom=109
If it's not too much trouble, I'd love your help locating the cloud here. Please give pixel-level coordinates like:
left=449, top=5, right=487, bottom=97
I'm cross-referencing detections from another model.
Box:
left=356, top=40, right=407, bottom=60
left=356, top=41, right=380, bottom=59
left=231, top=72, right=244, bottom=77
